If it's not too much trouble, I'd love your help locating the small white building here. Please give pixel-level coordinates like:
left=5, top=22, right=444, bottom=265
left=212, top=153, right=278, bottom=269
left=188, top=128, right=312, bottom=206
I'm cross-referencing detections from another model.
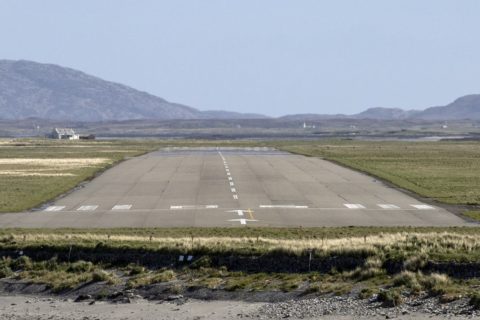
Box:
left=51, top=128, right=79, bottom=140
left=302, top=122, right=316, bottom=129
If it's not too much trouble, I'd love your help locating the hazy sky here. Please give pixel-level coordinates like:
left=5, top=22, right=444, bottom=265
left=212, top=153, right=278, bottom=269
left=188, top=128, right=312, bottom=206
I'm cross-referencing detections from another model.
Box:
left=1, top=1, right=479, bottom=116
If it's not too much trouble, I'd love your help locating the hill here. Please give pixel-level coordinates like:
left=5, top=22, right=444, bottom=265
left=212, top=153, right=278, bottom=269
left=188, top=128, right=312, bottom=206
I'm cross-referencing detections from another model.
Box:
left=0, top=60, right=265, bottom=121
left=415, top=95, right=480, bottom=120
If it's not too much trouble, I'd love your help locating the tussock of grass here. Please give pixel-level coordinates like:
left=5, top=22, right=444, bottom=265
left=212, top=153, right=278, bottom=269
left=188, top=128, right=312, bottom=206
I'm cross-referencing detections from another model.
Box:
left=127, top=269, right=176, bottom=288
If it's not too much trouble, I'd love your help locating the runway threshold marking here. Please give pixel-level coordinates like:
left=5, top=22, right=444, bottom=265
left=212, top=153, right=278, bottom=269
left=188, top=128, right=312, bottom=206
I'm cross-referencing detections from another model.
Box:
left=344, top=204, right=366, bottom=209
left=77, top=205, right=98, bottom=211
left=112, top=204, right=132, bottom=210
left=411, top=204, right=435, bottom=210
left=170, top=205, right=219, bottom=210
left=259, top=205, right=309, bottom=209
left=44, top=206, right=65, bottom=212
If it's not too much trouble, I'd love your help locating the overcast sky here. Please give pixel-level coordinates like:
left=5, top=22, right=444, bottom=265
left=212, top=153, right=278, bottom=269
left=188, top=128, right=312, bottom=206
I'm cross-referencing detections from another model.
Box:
left=1, top=1, right=479, bottom=116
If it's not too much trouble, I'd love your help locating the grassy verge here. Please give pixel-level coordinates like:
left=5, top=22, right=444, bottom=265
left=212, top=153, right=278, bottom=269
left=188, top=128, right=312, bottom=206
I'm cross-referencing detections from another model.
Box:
left=464, top=211, right=480, bottom=222
left=1, top=228, right=480, bottom=305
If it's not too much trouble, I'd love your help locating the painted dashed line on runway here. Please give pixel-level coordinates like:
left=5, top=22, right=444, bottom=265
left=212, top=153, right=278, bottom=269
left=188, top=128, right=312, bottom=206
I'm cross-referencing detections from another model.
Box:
left=77, top=205, right=98, bottom=211
left=378, top=204, right=400, bottom=209
left=43, top=206, right=65, bottom=212
left=344, top=204, right=366, bottom=209
left=112, top=204, right=132, bottom=210
left=42, top=203, right=437, bottom=213
left=219, top=151, right=239, bottom=201
left=259, top=205, right=309, bottom=209
left=170, top=205, right=219, bottom=210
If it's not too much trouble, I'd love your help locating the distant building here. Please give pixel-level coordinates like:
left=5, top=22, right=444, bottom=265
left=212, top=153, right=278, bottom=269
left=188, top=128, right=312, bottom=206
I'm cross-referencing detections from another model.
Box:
left=302, top=122, right=316, bottom=129
left=51, top=128, right=79, bottom=140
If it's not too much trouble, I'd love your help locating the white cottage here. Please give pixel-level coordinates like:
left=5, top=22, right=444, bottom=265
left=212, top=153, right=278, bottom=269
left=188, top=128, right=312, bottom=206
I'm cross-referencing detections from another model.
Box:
left=51, top=128, right=79, bottom=140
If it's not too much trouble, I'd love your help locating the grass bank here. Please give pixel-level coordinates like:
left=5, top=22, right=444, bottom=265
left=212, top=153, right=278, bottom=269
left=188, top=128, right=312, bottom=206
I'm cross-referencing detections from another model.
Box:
left=1, top=227, right=480, bottom=305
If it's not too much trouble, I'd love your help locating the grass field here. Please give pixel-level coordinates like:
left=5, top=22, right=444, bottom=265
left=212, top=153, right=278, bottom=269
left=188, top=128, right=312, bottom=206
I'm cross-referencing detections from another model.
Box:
left=275, top=140, right=480, bottom=206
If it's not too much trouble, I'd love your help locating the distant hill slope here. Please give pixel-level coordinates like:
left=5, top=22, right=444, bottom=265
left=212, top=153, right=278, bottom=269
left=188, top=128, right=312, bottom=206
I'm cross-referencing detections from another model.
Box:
left=281, top=96, right=480, bottom=121
left=415, top=95, right=480, bottom=120
left=2, top=60, right=479, bottom=122
left=352, top=107, right=420, bottom=120
left=0, top=60, right=266, bottom=121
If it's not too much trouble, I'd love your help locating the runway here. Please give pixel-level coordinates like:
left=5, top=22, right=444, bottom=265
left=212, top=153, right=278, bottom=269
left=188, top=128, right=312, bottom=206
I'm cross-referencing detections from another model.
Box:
left=0, top=147, right=471, bottom=228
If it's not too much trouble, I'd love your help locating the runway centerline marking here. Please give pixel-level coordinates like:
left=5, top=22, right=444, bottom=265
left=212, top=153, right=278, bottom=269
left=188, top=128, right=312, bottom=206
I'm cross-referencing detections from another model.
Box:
left=344, top=204, right=366, bottom=209
left=44, top=206, right=66, bottom=212
left=77, top=205, right=98, bottom=211
left=229, top=182, right=235, bottom=186
left=231, top=188, right=236, bottom=193
left=233, top=194, right=238, bottom=200
left=112, top=205, right=132, bottom=210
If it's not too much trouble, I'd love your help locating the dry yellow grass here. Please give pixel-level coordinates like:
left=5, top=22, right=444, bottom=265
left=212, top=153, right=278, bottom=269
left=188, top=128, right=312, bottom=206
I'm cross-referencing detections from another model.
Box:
left=10, top=232, right=480, bottom=257
left=0, top=158, right=110, bottom=166
left=0, top=158, right=111, bottom=176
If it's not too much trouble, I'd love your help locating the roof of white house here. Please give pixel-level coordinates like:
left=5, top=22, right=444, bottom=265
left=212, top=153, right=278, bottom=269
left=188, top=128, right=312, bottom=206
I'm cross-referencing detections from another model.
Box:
left=54, top=128, right=76, bottom=135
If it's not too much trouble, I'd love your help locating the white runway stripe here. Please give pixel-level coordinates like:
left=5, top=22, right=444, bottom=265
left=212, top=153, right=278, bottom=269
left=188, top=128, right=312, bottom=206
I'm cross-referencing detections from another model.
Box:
left=378, top=204, right=400, bottom=209
left=344, top=204, right=366, bottom=209
left=231, top=188, right=236, bottom=193
left=112, top=205, right=132, bottom=210
left=44, top=206, right=65, bottom=212
left=233, top=194, right=238, bottom=200
left=411, top=204, right=435, bottom=210
left=170, top=205, right=219, bottom=210
left=77, top=205, right=98, bottom=211
left=259, top=205, right=309, bottom=209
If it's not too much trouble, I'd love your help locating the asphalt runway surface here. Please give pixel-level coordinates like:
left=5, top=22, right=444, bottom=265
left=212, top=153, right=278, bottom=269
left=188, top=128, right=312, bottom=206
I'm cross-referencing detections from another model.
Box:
left=0, top=147, right=471, bottom=228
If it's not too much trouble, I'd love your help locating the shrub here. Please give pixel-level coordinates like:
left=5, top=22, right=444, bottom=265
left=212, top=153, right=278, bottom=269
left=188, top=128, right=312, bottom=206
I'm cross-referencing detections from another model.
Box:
left=11, top=256, right=33, bottom=271
left=469, top=292, right=480, bottom=309
left=404, top=253, right=428, bottom=271
left=91, top=270, right=115, bottom=284
left=67, top=261, right=93, bottom=273
left=0, top=266, right=13, bottom=278
left=127, top=264, right=145, bottom=276
left=419, top=273, right=451, bottom=295
left=358, top=287, right=377, bottom=299
left=378, top=288, right=403, bottom=307
left=392, top=271, right=422, bottom=293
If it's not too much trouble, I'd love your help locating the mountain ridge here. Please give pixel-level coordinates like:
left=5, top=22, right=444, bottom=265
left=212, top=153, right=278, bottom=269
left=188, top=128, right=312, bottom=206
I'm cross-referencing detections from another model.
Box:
left=1, top=59, right=479, bottom=121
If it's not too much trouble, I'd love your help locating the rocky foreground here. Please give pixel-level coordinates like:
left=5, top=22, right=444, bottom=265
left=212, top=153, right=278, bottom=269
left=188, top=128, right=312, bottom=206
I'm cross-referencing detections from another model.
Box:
left=1, top=293, right=479, bottom=320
